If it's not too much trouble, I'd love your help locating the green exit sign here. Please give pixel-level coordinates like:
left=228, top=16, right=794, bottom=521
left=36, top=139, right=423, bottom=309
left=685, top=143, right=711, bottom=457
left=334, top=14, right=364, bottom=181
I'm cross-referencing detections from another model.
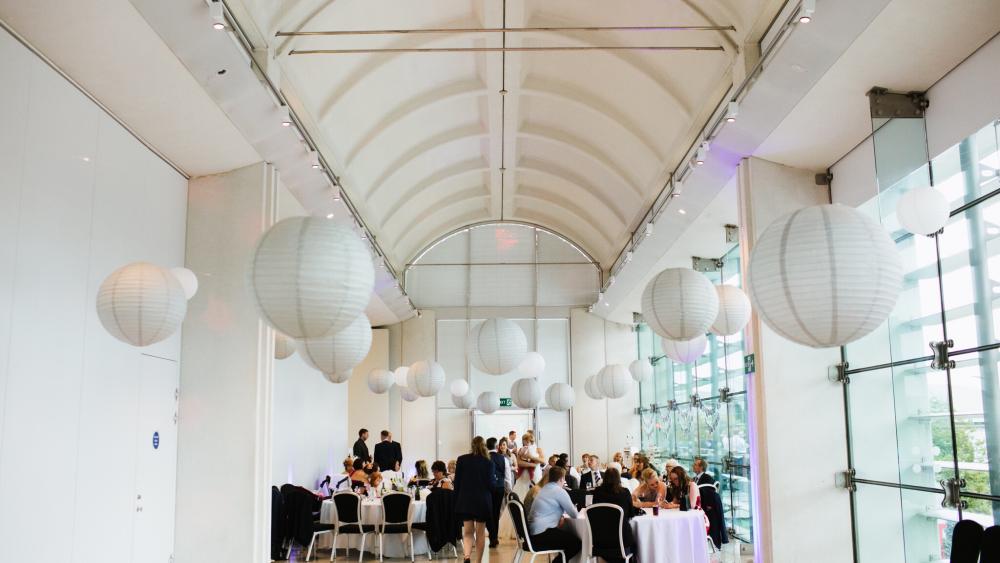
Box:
left=499, top=397, right=513, bottom=407
left=744, top=353, right=755, bottom=375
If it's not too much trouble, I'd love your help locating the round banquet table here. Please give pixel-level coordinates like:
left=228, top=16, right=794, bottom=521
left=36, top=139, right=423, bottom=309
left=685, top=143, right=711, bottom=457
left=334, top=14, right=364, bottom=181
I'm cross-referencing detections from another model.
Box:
left=320, top=496, right=429, bottom=558
left=567, top=508, right=709, bottom=563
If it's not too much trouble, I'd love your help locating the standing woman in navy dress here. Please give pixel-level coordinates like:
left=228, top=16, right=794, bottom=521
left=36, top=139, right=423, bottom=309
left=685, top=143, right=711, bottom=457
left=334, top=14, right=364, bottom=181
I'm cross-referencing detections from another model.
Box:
left=453, top=436, right=496, bottom=563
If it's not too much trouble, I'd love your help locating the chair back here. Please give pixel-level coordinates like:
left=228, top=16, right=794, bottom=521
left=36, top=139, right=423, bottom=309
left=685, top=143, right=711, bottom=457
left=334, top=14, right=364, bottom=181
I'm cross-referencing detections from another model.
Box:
left=950, top=519, right=984, bottom=563
left=981, top=525, right=1000, bottom=563
left=381, top=491, right=412, bottom=528
left=507, top=500, right=535, bottom=552
left=332, top=492, right=363, bottom=526
left=583, top=503, right=627, bottom=559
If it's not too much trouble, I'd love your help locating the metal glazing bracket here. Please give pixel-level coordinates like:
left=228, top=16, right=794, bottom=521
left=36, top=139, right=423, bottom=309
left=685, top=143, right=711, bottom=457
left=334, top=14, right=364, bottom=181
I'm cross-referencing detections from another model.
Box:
left=719, top=387, right=731, bottom=403
left=939, top=477, right=967, bottom=509
left=930, top=340, right=955, bottom=370
left=836, top=468, right=856, bottom=492
left=828, top=362, right=850, bottom=384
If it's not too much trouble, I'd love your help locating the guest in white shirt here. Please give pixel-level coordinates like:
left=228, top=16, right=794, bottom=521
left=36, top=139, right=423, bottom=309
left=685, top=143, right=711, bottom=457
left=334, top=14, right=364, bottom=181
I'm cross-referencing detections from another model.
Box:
left=526, top=466, right=582, bottom=563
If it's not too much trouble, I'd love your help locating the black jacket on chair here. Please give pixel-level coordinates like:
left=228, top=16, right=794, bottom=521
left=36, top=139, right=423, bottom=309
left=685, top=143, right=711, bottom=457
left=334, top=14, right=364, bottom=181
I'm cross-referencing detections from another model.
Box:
left=373, top=440, right=403, bottom=471
left=271, top=486, right=287, bottom=560
left=453, top=453, right=496, bottom=521
left=698, top=484, right=729, bottom=548
left=421, top=488, right=463, bottom=552
left=280, top=484, right=322, bottom=548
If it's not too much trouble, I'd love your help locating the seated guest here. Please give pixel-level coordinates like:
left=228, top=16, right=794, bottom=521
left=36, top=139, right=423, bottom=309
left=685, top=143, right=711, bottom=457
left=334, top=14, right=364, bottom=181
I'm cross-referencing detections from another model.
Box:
left=447, top=459, right=457, bottom=480
left=665, top=466, right=700, bottom=511
left=578, top=453, right=591, bottom=476
left=527, top=467, right=582, bottom=563
left=430, top=460, right=453, bottom=490
left=631, top=468, right=667, bottom=508
left=334, top=457, right=355, bottom=491
left=409, top=459, right=431, bottom=487
left=692, top=457, right=715, bottom=485
left=555, top=456, right=578, bottom=490
left=350, top=458, right=368, bottom=488
left=369, top=471, right=386, bottom=496
left=626, top=453, right=655, bottom=480
left=579, top=454, right=604, bottom=490
left=591, top=467, right=636, bottom=555
left=664, top=458, right=679, bottom=477
left=523, top=470, right=550, bottom=515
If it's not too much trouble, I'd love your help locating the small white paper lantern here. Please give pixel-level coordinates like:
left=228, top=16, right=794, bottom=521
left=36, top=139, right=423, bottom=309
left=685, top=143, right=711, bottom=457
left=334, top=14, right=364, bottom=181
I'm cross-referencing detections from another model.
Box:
left=597, top=364, right=631, bottom=399
left=169, top=267, right=199, bottom=300
left=296, top=314, right=372, bottom=377
left=274, top=332, right=296, bottom=360
left=661, top=335, right=707, bottom=364
left=477, top=391, right=501, bottom=414
left=247, top=217, right=374, bottom=339
left=468, top=318, right=528, bottom=375
left=450, top=379, right=470, bottom=396
left=896, top=187, right=949, bottom=236
left=640, top=268, right=719, bottom=340
left=511, top=378, right=542, bottom=408
left=519, top=352, right=546, bottom=378
left=584, top=375, right=605, bottom=400
left=400, top=386, right=420, bottom=402
left=394, top=366, right=410, bottom=388
left=367, top=368, right=394, bottom=394
left=629, top=359, right=653, bottom=383
left=408, top=360, right=446, bottom=397
left=545, top=383, right=576, bottom=412
left=96, top=262, right=187, bottom=347
left=711, top=285, right=752, bottom=336
left=748, top=204, right=903, bottom=348
left=453, top=392, right=475, bottom=409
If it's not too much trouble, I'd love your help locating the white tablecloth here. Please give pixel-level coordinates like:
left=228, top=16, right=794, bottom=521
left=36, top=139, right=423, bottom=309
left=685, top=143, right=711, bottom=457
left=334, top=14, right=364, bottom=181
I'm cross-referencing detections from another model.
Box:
left=568, top=508, right=709, bottom=563
left=320, top=497, right=428, bottom=558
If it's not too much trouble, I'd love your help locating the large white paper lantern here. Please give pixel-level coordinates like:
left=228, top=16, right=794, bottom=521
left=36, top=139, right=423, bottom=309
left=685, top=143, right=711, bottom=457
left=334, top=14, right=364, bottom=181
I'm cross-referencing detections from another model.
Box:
left=748, top=204, right=903, bottom=348
left=367, top=369, right=394, bottom=394
left=322, top=371, right=352, bottom=384
left=584, top=375, right=604, bottom=400
left=662, top=335, right=707, bottom=364
left=400, top=386, right=420, bottom=402
left=296, top=314, right=372, bottom=377
left=96, top=262, right=187, bottom=347
left=450, top=379, right=470, bottom=396
left=519, top=352, right=546, bottom=378
left=247, top=217, right=374, bottom=339
left=640, top=268, right=719, bottom=340
left=545, top=383, right=576, bottom=412
left=468, top=318, right=527, bottom=375
left=597, top=364, right=631, bottom=399
left=408, top=360, right=446, bottom=397
left=511, top=378, right=542, bottom=408
left=711, top=285, right=752, bottom=336
left=629, top=359, right=653, bottom=383
left=169, top=267, right=199, bottom=300
left=274, top=332, right=296, bottom=359
left=394, top=366, right=410, bottom=387
left=453, top=392, right=475, bottom=409
left=896, top=187, right=949, bottom=236
left=477, top=391, right=500, bottom=414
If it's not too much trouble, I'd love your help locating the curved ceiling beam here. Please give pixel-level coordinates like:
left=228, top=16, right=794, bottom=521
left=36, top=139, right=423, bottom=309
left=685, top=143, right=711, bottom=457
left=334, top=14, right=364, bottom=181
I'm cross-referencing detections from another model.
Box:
left=377, top=159, right=489, bottom=228
left=343, top=80, right=487, bottom=166
left=518, top=126, right=645, bottom=200
left=515, top=158, right=629, bottom=225
left=389, top=186, right=490, bottom=242
left=514, top=187, right=616, bottom=248
left=512, top=207, right=610, bottom=265
left=363, top=124, right=486, bottom=203
left=397, top=205, right=491, bottom=262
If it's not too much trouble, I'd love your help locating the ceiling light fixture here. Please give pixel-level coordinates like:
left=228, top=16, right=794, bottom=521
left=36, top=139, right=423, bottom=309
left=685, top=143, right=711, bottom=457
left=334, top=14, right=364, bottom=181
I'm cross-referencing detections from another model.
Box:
left=325, top=213, right=334, bottom=219
left=673, top=179, right=683, bottom=196
left=798, top=0, right=815, bottom=23
left=625, top=250, right=633, bottom=263
left=609, top=275, right=616, bottom=287
left=209, top=2, right=226, bottom=29
left=645, top=222, right=654, bottom=237
left=725, top=101, right=739, bottom=123
left=308, top=150, right=320, bottom=169
left=280, top=107, right=292, bottom=127
left=694, top=141, right=710, bottom=166
left=598, top=291, right=605, bottom=302
left=679, top=209, right=687, bottom=215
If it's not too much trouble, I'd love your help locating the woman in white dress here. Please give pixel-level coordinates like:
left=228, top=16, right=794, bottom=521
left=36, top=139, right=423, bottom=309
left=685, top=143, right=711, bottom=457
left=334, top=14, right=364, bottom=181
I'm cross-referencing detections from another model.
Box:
left=511, top=433, right=545, bottom=501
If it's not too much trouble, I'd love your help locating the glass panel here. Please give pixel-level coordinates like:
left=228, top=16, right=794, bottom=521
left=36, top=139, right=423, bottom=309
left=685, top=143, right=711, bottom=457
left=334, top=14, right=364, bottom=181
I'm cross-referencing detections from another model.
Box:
left=853, top=484, right=905, bottom=563
left=723, top=462, right=753, bottom=542
left=726, top=392, right=751, bottom=468
left=930, top=120, right=1000, bottom=209
left=697, top=398, right=726, bottom=464
left=950, top=350, right=1000, bottom=524
left=847, top=368, right=901, bottom=483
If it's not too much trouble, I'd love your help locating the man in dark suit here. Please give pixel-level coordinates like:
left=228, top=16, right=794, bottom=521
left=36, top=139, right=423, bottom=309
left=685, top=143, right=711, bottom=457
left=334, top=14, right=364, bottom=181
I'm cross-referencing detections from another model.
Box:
left=485, top=437, right=508, bottom=548
left=579, top=454, right=604, bottom=490
left=352, top=428, right=370, bottom=462
left=373, top=430, right=403, bottom=472
left=692, top=457, right=716, bottom=485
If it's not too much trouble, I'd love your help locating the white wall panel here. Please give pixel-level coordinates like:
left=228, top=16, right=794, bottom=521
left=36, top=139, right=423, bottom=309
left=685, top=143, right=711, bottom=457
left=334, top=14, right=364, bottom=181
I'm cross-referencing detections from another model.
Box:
left=347, top=328, right=390, bottom=465
left=831, top=137, right=877, bottom=208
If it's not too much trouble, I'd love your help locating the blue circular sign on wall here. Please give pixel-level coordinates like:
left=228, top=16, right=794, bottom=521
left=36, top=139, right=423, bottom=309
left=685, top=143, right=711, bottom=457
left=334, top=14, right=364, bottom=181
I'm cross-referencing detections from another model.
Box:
left=152, top=431, right=160, bottom=450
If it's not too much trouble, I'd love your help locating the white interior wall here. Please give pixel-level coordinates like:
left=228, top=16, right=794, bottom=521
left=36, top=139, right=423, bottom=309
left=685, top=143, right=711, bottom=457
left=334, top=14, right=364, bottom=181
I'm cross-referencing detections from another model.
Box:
left=0, top=27, right=186, bottom=562
left=347, top=328, right=390, bottom=461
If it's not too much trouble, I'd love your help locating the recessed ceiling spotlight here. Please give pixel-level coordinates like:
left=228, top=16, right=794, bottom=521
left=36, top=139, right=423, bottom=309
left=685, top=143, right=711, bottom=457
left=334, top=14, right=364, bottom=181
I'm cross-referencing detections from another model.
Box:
left=604, top=302, right=610, bottom=307
left=725, top=101, right=739, bottom=123
left=678, top=209, right=687, bottom=215
left=326, top=213, right=334, bottom=219
left=798, top=0, right=815, bottom=23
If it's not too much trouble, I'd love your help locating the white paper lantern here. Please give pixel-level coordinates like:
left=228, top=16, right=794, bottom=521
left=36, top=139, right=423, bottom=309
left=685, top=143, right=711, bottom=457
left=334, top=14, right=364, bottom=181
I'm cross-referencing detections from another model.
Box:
left=584, top=375, right=605, bottom=400
left=468, top=318, right=528, bottom=375
left=477, top=391, right=501, bottom=414
left=450, top=379, right=470, bottom=396
left=511, top=378, right=542, bottom=408
left=453, top=392, right=475, bottom=409
left=367, top=368, right=394, bottom=394
left=661, top=335, right=707, bottom=364
left=519, top=352, right=546, bottom=378
left=247, top=217, right=374, bottom=338
left=711, top=285, right=752, bottom=336
left=640, top=268, right=719, bottom=340
left=748, top=204, right=903, bottom=348
left=274, top=332, right=296, bottom=359
left=408, top=360, right=446, bottom=397
left=597, top=364, right=631, bottom=399
left=96, top=262, right=187, bottom=347
left=629, top=359, right=653, bottom=383
left=896, top=186, right=949, bottom=236
left=400, top=386, right=420, bottom=402
left=545, top=383, right=576, bottom=412
left=169, top=267, right=199, bottom=300
left=322, top=371, right=352, bottom=384
left=394, top=366, right=410, bottom=388
left=296, top=314, right=372, bottom=377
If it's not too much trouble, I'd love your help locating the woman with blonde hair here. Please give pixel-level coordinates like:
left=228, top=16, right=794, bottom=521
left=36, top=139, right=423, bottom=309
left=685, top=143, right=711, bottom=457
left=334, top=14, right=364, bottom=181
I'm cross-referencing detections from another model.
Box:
left=512, top=432, right=544, bottom=500
left=631, top=468, right=667, bottom=508
left=454, top=436, right=495, bottom=563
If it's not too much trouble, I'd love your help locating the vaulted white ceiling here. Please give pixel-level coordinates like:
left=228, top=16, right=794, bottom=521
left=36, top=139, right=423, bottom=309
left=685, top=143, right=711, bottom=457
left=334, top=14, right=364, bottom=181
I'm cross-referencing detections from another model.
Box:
left=234, top=0, right=784, bottom=269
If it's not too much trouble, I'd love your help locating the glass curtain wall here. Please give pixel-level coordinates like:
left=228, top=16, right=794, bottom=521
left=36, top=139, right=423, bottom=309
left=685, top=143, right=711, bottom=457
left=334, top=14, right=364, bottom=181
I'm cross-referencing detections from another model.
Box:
left=843, top=120, right=1000, bottom=562
left=637, top=244, right=753, bottom=542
